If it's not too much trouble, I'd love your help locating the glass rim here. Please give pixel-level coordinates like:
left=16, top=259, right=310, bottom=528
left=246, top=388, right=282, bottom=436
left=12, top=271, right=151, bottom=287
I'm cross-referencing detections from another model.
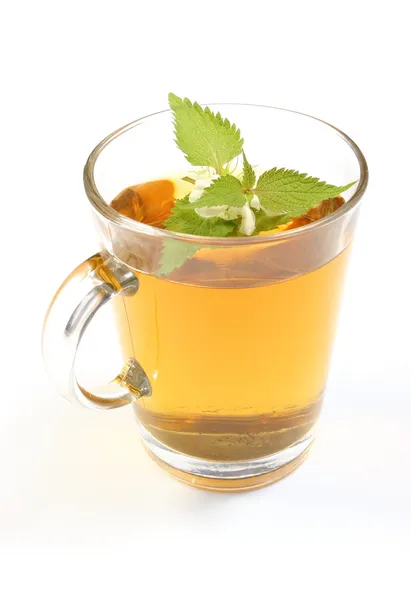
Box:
left=83, top=103, right=369, bottom=247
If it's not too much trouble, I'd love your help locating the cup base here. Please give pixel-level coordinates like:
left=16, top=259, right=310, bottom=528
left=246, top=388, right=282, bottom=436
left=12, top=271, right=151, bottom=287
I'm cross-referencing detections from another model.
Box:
left=139, top=424, right=314, bottom=492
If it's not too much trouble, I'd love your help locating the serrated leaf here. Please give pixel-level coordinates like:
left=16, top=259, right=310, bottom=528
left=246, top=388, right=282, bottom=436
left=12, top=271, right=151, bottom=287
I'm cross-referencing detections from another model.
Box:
left=254, top=211, right=290, bottom=232
left=157, top=239, right=200, bottom=276
left=168, top=93, right=244, bottom=172
left=255, top=168, right=356, bottom=217
left=188, top=175, right=246, bottom=209
left=242, top=152, right=256, bottom=188
left=164, top=195, right=237, bottom=236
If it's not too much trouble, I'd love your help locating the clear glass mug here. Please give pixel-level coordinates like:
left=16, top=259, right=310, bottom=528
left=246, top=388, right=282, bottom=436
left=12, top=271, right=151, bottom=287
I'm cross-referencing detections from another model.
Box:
left=42, top=104, right=368, bottom=491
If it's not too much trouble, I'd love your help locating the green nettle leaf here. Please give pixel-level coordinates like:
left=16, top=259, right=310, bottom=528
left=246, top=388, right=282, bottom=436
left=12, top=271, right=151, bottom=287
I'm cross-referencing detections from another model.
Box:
left=168, top=93, right=244, bottom=173
left=241, top=152, right=256, bottom=189
left=157, top=239, right=201, bottom=276
left=254, top=211, right=290, bottom=232
left=164, top=195, right=237, bottom=236
left=188, top=175, right=246, bottom=209
left=255, top=168, right=356, bottom=217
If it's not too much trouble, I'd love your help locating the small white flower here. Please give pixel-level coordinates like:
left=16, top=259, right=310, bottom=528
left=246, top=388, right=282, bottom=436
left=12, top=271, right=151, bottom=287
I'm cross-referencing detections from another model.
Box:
left=189, top=188, right=205, bottom=203
left=196, top=167, right=217, bottom=180
left=221, top=206, right=243, bottom=220
left=250, top=194, right=261, bottom=210
left=195, top=179, right=211, bottom=190
left=195, top=206, right=228, bottom=218
left=189, top=168, right=220, bottom=203
left=239, top=202, right=256, bottom=236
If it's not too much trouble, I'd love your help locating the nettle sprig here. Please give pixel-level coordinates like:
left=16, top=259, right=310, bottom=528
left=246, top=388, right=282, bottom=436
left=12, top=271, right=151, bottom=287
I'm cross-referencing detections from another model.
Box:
left=158, top=93, right=356, bottom=274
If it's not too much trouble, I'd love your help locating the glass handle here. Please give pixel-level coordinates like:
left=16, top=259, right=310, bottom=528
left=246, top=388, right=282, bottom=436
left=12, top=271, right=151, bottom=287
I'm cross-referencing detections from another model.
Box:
left=42, top=252, right=152, bottom=409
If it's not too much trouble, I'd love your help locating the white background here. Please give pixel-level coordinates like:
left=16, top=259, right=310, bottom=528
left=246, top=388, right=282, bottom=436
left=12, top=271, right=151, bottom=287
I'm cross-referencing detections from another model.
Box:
left=1, top=1, right=410, bottom=597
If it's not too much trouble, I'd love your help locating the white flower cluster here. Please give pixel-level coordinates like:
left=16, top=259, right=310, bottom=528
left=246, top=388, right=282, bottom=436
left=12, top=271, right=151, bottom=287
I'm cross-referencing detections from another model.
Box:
left=188, top=166, right=259, bottom=236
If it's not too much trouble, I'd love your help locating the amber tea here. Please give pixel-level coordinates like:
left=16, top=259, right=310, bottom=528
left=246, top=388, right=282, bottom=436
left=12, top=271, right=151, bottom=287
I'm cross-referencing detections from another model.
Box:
left=112, top=180, right=350, bottom=462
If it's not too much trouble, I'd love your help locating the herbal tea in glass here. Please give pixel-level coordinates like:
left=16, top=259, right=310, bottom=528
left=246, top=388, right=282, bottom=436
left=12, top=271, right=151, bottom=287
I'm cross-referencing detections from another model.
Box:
left=43, top=94, right=367, bottom=491
left=112, top=177, right=350, bottom=461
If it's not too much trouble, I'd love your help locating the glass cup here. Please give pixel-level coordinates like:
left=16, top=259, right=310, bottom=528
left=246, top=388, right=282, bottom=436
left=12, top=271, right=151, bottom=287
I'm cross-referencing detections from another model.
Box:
left=42, top=104, right=368, bottom=491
